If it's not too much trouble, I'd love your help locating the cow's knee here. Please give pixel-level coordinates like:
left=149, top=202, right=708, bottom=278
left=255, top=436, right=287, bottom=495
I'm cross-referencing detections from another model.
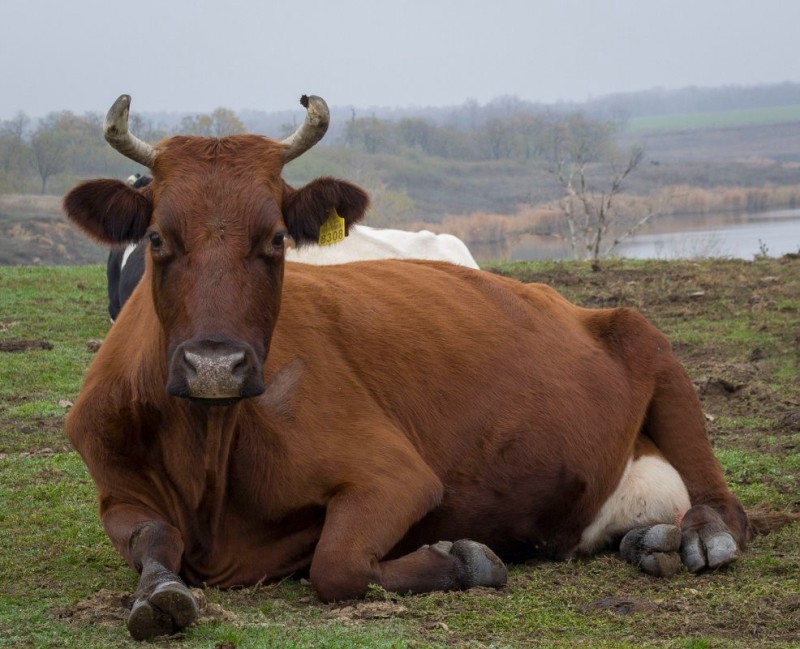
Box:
left=310, top=551, right=374, bottom=602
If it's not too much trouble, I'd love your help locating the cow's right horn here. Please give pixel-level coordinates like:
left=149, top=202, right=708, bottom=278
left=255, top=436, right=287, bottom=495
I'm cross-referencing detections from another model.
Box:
left=281, top=95, right=330, bottom=163
left=104, top=95, right=158, bottom=168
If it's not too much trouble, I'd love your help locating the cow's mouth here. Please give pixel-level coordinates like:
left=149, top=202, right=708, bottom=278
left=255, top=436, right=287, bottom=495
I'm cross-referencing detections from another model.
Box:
left=187, top=396, right=247, bottom=407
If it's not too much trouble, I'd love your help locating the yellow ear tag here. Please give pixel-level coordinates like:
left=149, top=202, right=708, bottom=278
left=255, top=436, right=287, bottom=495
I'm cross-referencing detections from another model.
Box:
left=318, top=208, right=346, bottom=246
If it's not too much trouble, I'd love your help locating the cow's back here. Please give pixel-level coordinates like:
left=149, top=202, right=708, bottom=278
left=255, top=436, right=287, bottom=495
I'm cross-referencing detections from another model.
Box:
left=259, top=260, right=657, bottom=556
left=277, top=259, right=638, bottom=429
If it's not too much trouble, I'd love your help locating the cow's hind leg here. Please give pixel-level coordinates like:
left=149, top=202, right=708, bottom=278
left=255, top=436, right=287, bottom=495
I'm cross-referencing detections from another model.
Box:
left=619, top=524, right=683, bottom=577
left=577, top=437, right=691, bottom=577
left=580, top=429, right=743, bottom=577
left=645, top=359, right=751, bottom=569
left=679, top=504, right=741, bottom=572
left=619, top=505, right=741, bottom=576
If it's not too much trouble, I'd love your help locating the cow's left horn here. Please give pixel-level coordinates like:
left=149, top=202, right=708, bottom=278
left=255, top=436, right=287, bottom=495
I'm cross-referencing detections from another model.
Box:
left=281, top=95, right=330, bottom=163
left=104, top=95, right=158, bottom=168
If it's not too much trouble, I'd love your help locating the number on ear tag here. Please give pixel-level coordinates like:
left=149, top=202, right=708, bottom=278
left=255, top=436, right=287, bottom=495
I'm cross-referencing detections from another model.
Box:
left=318, top=208, right=346, bottom=246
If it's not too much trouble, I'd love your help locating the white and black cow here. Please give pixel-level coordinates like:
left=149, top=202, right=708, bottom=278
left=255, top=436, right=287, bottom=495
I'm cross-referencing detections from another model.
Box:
left=106, top=174, right=151, bottom=321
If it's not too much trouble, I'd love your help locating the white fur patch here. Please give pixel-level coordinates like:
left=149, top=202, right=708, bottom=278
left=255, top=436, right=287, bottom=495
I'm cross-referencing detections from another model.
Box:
left=287, top=225, right=479, bottom=268
left=120, top=243, right=138, bottom=270
left=575, top=453, right=691, bottom=555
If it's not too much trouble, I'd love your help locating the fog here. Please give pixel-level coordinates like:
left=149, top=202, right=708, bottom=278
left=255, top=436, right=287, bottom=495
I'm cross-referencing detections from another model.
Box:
left=3, top=0, right=799, bottom=119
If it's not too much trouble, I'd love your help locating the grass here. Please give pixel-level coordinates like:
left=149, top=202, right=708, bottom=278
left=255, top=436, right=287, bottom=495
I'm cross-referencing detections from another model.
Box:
left=627, top=104, right=800, bottom=133
left=0, top=258, right=798, bottom=647
left=0, top=265, right=107, bottom=452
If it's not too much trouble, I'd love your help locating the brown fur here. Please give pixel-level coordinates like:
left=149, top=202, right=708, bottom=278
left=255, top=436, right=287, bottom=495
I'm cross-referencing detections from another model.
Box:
left=64, top=134, right=749, bottom=611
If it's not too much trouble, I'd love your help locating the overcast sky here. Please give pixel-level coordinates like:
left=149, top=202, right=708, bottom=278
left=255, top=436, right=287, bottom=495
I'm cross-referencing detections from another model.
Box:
left=3, top=0, right=799, bottom=120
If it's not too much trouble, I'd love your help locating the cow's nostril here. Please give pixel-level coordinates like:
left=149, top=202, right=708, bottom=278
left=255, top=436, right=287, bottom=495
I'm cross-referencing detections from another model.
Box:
left=230, top=351, right=247, bottom=378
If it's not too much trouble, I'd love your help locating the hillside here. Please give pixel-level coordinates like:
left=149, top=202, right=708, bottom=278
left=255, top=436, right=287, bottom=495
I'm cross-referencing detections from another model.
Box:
left=0, top=195, right=105, bottom=265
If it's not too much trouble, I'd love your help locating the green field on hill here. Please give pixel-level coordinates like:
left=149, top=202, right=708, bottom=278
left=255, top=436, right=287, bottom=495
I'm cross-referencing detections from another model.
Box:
left=627, top=104, right=800, bottom=133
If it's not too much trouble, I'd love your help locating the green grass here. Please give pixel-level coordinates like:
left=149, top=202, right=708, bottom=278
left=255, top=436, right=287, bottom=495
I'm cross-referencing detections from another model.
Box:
left=627, top=104, right=800, bottom=133
left=0, top=265, right=107, bottom=452
left=0, top=259, right=798, bottom=647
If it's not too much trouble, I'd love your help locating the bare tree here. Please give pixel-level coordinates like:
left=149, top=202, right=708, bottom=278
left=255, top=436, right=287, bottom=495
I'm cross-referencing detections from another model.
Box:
left=547, top=116, right=650, bottom=269
left=31, top=116, right=70, bottom=194
left=344, top=115, right=391, bottom=154
left=0, top=112, right=32, bottom=191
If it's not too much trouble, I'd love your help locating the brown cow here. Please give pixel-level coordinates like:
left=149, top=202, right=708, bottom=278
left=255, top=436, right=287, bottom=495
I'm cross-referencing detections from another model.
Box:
left=64, top=95, right=750, bottom=641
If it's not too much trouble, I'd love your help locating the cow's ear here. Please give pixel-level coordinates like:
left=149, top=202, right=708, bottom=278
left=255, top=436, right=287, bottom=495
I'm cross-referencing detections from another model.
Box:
left=63, top=179, right=153, bottom=244
left=282, top=177, right=370, bottom=246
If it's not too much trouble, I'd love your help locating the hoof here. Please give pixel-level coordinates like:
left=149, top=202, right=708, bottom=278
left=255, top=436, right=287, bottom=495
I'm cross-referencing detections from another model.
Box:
left=127, top=580, right=199, bottom=641
left=682, top=526, right=739, bottom=572
left=620, top=524, right=682, bottom=577
left=450, top=539, right=507, bottom=589
left=681, top=505, right=741, bottom=573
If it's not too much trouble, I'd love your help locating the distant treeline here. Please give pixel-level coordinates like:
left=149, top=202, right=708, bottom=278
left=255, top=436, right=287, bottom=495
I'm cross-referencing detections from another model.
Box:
left=0, top=107, right=251, bottom=195
left=340, top=111, right=615, bottom=162
left=0, top=100, right=617, bottom=195
left=5, top=82, right=799, bottom=193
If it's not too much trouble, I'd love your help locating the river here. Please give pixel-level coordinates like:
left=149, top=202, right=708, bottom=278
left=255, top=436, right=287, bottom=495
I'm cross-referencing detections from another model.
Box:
left=471, top=209, right=800, bottom=262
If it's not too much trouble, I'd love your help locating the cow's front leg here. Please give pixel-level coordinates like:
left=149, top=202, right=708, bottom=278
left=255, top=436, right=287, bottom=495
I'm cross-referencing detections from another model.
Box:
left=108, top=517, right=198, bottom=641
left=378, top=539, right=507, bottom=595
left=308, top=468, right=506, bottom=602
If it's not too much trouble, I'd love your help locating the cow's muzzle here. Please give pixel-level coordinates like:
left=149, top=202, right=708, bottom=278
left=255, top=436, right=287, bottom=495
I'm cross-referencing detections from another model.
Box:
left=167, top=339, right=265, bottom=401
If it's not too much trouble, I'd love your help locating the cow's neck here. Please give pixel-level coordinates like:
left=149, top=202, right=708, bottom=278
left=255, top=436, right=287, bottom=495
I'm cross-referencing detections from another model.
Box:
left=182, top=402, right=240, bottom=541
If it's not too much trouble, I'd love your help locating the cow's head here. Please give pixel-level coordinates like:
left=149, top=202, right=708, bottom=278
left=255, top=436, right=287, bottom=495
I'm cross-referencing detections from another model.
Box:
left=64, top=95, right=369, bottom=403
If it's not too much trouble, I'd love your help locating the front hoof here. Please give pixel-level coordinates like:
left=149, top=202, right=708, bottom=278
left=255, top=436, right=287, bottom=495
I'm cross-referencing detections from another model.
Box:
left=450, top=539, right=507, bottom=588
left=127, top=581, right=199, bottom=641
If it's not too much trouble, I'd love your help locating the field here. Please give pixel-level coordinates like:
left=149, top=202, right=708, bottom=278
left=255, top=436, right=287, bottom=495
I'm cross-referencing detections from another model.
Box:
left=0, top=258, right=798, bottom=648
left=627, top=104, right=800, bottom=133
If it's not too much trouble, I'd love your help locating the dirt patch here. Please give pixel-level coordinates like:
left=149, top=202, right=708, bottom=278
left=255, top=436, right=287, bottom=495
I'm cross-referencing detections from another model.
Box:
left=328, top=601, right=409, bottom=624
left=56, top=590, right=131, bottom=627
left=0, top=413, right=70, bottom=454
left=86, top=339, right=103, bottom=353
left=55, top=588, right=237, bottom=628
left=584, top=596, right=657, bottom=615
left=779, top=411, right=800, bottom=433
left=0, top=339, right=52, bottom=352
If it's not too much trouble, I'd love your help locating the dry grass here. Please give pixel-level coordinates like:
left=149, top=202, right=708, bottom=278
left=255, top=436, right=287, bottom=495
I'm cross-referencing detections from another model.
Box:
left=0, top=194, right=63, bottom=217
left=409, top=182, right=800, bottom=252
